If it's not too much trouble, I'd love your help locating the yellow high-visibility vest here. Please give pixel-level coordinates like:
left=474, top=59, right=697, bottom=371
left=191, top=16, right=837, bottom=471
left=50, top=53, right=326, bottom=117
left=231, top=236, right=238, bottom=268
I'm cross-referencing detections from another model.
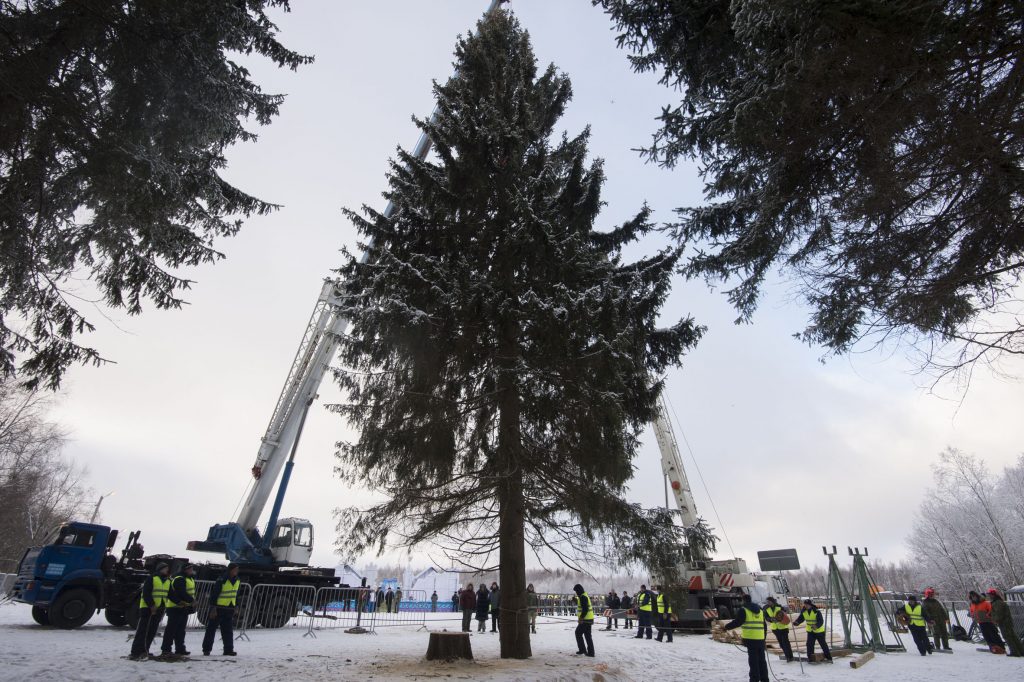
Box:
left=576, top=592, right=595, bottom=622
left=765, top=605, right=789, bottom=631
left=638, top=591, right=652, bottom=612
left=167, top=576, right=196, bottom=609
left=141, top=575, right=170, bottom=608
left=802, top=608, right=825, bottom=634
left=655, top=593, right=673, bottom=615
left=741, top=607, right=766, bottom=640
left=904, top=603, right=925, bottom=627
left=216, top=578, right=240, bottom=607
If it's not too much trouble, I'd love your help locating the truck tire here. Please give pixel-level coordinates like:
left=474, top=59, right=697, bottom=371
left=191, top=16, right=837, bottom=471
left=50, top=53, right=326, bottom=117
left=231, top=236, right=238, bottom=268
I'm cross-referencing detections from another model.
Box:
left=104, top=609, right=127, bottom=627
left=126, top=601, right=140, bottom=629
left=259, top=594, right=295, bottom=629
left=31, top=606, right=50, bottom=626
left=48, top=589, right=97, bottom=629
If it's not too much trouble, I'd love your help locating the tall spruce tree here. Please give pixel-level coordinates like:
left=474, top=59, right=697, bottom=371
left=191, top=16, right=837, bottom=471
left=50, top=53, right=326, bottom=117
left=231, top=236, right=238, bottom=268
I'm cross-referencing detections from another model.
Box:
left=333, top=11, right=700, bottom=659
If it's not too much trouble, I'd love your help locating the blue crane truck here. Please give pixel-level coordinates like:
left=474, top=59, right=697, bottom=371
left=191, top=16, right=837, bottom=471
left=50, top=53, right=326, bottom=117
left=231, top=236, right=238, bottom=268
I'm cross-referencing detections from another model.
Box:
left=9, top=521, right=337, bottom=629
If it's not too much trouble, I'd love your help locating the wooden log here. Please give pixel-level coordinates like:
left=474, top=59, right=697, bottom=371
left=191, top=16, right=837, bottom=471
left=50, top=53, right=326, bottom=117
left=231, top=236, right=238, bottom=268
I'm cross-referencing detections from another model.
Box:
left=849, top=651, right=875, bottom=669
left=425, top=631, right=473, bottom=661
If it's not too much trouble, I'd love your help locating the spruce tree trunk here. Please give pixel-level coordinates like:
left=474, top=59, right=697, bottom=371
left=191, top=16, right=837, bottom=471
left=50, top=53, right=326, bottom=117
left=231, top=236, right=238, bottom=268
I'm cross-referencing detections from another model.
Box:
left=496, top=325, right=531, bottom=659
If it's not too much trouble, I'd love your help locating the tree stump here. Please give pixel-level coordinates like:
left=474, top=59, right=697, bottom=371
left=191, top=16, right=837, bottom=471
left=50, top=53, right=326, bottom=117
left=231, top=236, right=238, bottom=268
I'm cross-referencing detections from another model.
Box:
left=426, top=631, right=473, bottom=661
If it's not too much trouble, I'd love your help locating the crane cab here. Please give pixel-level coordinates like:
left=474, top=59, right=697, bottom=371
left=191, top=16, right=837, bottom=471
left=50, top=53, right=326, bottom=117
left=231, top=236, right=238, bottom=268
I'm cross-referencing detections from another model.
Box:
left=269, top=517, right=313, bottom=566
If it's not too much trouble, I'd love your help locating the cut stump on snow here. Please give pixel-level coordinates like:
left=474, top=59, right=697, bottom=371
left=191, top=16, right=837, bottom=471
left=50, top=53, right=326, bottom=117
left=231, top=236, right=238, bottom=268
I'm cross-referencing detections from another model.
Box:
left=426, top=631, right=473, bottom=661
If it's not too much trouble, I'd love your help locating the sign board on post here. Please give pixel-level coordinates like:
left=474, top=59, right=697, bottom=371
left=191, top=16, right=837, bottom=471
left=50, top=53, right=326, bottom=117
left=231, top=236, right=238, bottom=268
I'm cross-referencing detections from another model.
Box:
left=757, top=548, right=800, bottom=572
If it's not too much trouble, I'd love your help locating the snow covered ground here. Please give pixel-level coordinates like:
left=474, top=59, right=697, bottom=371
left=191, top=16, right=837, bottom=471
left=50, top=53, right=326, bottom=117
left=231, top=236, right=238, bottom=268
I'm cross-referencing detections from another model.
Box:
left=1, top=602, right=1021, bottom=681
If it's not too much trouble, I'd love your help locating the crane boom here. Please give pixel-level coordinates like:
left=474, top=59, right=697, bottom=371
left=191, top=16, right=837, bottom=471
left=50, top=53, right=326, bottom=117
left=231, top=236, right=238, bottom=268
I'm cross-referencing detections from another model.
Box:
left=651, top=395, right=700, bottom=528
left=233, top=0, right=508, bottom=540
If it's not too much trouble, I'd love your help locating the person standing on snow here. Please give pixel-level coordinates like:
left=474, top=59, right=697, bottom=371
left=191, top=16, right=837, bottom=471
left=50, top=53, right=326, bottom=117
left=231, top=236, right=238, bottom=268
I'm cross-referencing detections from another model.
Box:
left=573, top=583, right=596, bottom=657
left=793, top=598, right=833, bottom=663
left=634, top=584, right=653, bottom=639
left=129, top=562, right=171, bottom=660
left=459, top=584, right=476, bottom=632
left=902, top=594, right=933, bottom=655
left=527, top=583, right=539, bottom=634
left=159, top=563, right=196, bottom=659
left=988, top=589, right=1023, bottom=657
left=475, top=584, right=490, bottom=632
left=654, top=585, right=674, bottom=643
left=384, top=587, right=394, bottom=613
left=489, top=582, right=500, bottom=632
left=202, top=563, right=239, bottom=657
left=969, top=590, right=1005, bottom=652
left=724, top=594, right=769, bottom=682
left=921, top=588, right=951, bottom=651
left=763, top=596, right=794, bottom=662
left=621, top=591, right=633, bottom=630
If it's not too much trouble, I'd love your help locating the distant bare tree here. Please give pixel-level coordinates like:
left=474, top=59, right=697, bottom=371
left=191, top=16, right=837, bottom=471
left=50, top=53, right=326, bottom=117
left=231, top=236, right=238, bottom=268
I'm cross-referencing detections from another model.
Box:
left=0, top=381, right=91, bottom=571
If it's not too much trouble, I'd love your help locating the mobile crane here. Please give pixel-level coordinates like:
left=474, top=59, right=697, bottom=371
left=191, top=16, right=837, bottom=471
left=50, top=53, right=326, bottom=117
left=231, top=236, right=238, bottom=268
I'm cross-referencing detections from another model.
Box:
left=652, top=396, right=787, bottom=627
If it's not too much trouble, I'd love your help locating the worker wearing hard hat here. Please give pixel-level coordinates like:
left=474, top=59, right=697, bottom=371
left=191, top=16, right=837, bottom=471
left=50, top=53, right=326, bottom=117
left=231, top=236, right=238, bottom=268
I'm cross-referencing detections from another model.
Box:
left=921, top=588, right=951, bottom=652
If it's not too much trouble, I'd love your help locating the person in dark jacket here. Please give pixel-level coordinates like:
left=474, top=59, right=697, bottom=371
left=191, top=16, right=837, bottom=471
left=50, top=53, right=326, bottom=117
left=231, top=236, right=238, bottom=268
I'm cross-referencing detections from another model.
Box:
left=527, top=583, right=539, bottom=634
left=159, top=564, right=196, bottom=658
left=201, top=563, right=239, bottom=656
left=902, top=594, right=932, bottom=655
left=384, top=587, right=394, bottom=613
left=573, top=584, right=596, bottom=657
left=793, top=599, right=832, bottom=662
left=621, top=591, right=633, bottom=629
left=634, top=584, right=654, bottom=639
left=725, top=594, right=769, bottom=682
left=603, top=590, right=621, bottom=630
left=475, top=584, right=490, bottom=632
left=452, top=591, right=459, bottom=613
left=988, top=589, right=1023, bottom=657
left=921, top=588, right=951, bottom=651
left=129, top=562, right=171, bottom=660
left=763, top=596, right=794, bottom=662
left=459, top=584, right=477, bottom=632
left=489, top=582, right=501, bottom=632
left=431, top=591, right=438, bottom=612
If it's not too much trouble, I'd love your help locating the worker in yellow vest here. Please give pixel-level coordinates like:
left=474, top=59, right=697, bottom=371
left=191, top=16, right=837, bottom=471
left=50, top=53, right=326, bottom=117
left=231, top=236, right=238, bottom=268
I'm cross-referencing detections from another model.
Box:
left=129, top=562, right=171, bottom=660
left=654, top=585, right=674, bottom=643
left=202, top=563, right=240, bottom=656
left=903, top=594, right=932, bottom=656
left=763, top=596, right=794, bottom=662
left=159, top=563, right=196, bottom=659
left=724, top=594, right=769, bottom=682
left=572, top=584, right=596, bottom=657
left=633, top=584, right=654, bottom=639
left=793, top=598, right=833, bottom=663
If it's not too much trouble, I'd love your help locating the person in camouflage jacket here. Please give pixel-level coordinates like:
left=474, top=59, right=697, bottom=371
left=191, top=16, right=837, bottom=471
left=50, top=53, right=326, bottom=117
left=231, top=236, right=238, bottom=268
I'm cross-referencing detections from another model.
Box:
left=988, top=589, right=1023, bottom=657
left=922, top=588, right=951, bottom=651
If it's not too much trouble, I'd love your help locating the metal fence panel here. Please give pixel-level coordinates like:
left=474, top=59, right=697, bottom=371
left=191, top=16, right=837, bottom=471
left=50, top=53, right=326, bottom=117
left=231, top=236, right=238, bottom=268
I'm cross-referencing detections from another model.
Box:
left=237, top=583, right=316, bottom=639
left=185, top=580, right=252, bottom=630
left=305, top=587, right=372, bottom=635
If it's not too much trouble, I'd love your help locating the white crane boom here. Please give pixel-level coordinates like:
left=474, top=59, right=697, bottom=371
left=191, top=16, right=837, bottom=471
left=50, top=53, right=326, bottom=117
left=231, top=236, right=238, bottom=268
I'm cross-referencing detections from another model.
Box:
left=651, top=395, right=700, bottom=529
left=235, top=0, right=508, bottom=535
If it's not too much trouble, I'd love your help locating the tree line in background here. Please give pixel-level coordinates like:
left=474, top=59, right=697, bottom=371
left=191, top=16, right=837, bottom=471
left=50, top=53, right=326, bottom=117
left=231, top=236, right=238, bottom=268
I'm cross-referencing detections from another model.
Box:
left=0, top=381, right=91, bottom=572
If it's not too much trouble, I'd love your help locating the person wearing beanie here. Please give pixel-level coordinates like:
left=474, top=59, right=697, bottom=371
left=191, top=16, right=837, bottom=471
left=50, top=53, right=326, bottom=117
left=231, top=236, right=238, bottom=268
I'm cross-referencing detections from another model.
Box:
left=159, top=563, right=197, bottom=659
left=129, top=562, right=171, bottom=660
left=793, top=599, right=832, bottom=663
left=573, top=584, right=596, bottom=657
left=202, top=563, right=240, bottom=656
left=902, top=594, right=932, bottom=655
left=921, top=588, right=951, bottom=651
left=633, top=584, right=653, bottom=639
left=724, top=594, right=769, bottom=682
left=763, top=596, right=794, bottom=662
left=988, top=589, right=1023, bottom=657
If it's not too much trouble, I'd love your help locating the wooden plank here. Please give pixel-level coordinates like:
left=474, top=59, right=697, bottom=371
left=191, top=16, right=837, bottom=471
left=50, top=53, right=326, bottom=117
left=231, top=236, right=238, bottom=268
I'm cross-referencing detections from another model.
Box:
left=849, top=651, right=875, bottom=669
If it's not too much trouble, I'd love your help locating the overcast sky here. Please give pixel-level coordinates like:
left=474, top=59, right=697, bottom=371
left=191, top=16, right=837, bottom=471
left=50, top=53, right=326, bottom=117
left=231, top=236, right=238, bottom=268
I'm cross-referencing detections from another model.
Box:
left=49, top=0, right=1023, bottom=582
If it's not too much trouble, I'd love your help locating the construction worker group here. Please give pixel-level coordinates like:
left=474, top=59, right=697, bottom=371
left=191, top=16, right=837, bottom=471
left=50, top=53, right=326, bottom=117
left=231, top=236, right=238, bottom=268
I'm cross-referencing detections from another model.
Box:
left=128, top=561, right=241, bottom=661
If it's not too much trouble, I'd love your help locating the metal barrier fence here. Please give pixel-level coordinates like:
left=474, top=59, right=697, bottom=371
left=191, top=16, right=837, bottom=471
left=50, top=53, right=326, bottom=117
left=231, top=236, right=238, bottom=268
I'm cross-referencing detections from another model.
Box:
left=368, top=590, right=428, bottom=630
left=185, top=580, right=253, bottom=630
left=536, top=594, right=578, bottom=616
left=237, top=583, right=316, bottom=640
left=306, top=587, right=373, bottom=635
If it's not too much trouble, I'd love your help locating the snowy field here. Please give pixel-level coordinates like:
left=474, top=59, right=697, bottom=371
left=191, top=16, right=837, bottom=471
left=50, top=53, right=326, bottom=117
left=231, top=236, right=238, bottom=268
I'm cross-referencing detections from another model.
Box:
left=1, top=603, right=1021, bottom=681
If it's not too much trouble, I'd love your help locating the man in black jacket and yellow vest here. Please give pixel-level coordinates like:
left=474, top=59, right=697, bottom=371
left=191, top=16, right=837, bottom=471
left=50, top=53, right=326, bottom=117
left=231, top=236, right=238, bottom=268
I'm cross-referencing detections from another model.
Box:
left=159, top=563, right=196, bottom=659
left=654, top=585, right=674, bottom=643
left=633, top=584, right=653, bottom=639
left=763, top=596, right=794, bottom=662
left=793, top=598, right=833, bottom=662
left=128, top=562, right=171, bottom=660
left=724, top=594, right=769, bottom=682
left=573, top=584, right=596, bottom=657
left=903, top=594, right=933, bottom=655
left=202, top=563, right=240, bottom=656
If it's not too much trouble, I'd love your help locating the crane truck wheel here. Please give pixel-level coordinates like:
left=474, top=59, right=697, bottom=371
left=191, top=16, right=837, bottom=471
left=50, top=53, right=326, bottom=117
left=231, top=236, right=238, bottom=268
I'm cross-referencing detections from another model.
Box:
left=104, top=609, right=127, bottom=627
left=259, top=595, right=295, bottom=629
left=48, top=589, right=97, bottom=629
left=31, top=606, right=50, bottom=626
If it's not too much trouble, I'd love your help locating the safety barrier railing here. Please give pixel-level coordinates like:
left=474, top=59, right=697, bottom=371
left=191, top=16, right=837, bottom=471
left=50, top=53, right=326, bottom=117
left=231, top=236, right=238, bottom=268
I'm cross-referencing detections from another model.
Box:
left=369, top=594, right=428, bottom=630
left=184, top=580, right=251, bottom=631
left=236, top=583, right=316, bottom=640
left=305, top=586, right=373, bottom=636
